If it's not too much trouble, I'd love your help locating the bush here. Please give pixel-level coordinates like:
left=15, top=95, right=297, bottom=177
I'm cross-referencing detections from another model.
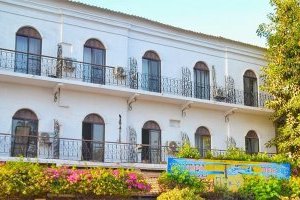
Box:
left=157, top=188, right=203, bottom=200
left=176, top=143, right=200, bottom=159
left=202, top=184, right=254, bottom=200
left=158, top=166, right=206, bottom=193
left=0, top=161, right=48, bottom=198
left=0, top=161, right=151, bottom=198
left=238, top=176, right=290, bottom=200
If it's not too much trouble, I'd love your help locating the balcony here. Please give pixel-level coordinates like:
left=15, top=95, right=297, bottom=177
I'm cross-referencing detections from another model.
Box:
left=0, top=133, right=275, bottom=167
left=0, top=48, right=272, bottom=108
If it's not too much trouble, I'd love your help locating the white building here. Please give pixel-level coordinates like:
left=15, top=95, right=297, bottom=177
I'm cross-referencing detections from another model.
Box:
left=0, top=0, right=275, bottom=167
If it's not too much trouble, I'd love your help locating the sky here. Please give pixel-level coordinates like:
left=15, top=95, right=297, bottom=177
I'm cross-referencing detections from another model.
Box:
left=75, top=0, right=274, bottom=47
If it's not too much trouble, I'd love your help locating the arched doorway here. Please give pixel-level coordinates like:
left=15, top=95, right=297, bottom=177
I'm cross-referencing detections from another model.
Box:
left=82, top=113, right=105, bottom=161
left=194, top=61, right=210, bottom=99
left=15, top=26, right=42, bottom=75
left=195, top=126, right=211, bottom=157
left=243, top=70, right=258, bottom=106
left=245, top=130, right=259, bottom=154
left=142, top=50, right=161, bottom=92
left=83, top=38, right=106, bottom=84
left=142, top=121, right=161, bottom=163
left=11, top=109, right=38, bottom=157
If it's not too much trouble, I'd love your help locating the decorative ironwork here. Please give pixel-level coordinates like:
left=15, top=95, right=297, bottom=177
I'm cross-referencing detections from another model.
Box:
left=53, top=119, right=60, bottom=159
left=129, top=57, right=138, bottom=89
left=0, top=133, right=275, bottom=164
left=118, top=114, right=121, bottom=143
left=181, top=67, right=192, bottom=97
left=225, top=75, right=236, bottom=104
left=180, top=132, right=190, bottom=145
left=226, top=136, right=236, bottom=149
left=0, top=48, right=273, bottom=108
left=56, top=44, right=63, bottom=79
left=128, top=126, right=137, bottom=162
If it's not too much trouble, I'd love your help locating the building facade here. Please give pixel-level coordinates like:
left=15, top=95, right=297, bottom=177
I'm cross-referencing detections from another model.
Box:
left=0, top=0, right=275, bottom=166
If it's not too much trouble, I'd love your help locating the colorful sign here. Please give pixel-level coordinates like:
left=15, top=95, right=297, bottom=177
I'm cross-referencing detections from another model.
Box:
left=167, top=158, right=291, bottom=190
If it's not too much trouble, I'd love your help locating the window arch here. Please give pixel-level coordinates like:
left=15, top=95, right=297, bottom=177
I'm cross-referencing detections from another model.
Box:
left=142, top=120, right=161, bottom=163
left=15, top=26, right=42, bottom=75
left=83, top=39, right=106, bottom=84
left=245, top=130, right=259, bottom=154
left=243, top=70, right=258, bottom=107
left=142, top=50, right=161, bottom=92
left=194, top=61, right=210, bottom=100
left=11, top=109, right=38, bottom=158
left=82, top=113, right=105, bottom=161
left=195, top=126, right=211, bottom=157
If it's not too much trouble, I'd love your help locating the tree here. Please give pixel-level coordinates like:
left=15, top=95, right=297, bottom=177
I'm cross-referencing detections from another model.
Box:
left=257, top=0, right=300, bottom=158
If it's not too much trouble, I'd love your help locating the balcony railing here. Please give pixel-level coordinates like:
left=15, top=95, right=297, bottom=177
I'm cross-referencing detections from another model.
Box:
left=0, top=133, right=275, bottom=164
left=0, top=48, right=272, bottom=108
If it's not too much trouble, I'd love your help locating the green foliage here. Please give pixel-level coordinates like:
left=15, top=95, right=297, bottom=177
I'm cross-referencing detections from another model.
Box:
left=0, top=161, right=48, bottom=198
left=238, top=176, right=291, bottom=200
left=202, top=184, right=254, bottom=200
left=157, top=188, right=203, bottom=200
left=176, top=143, right=200, bottom=159
left=0, top=161, right=150, bottom=198
left=286, top=177, right=300, bottom=198
left=158, top=166, right=206, bottom=193
left=257, top=0, right=300, bottom=158
left=213, top=147, right=251, bottom=161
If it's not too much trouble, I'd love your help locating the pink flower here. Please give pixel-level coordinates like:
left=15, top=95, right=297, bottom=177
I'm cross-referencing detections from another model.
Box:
left=128, top=173, right=137, bottom=180
left=112, top=169, right=120, bottom=177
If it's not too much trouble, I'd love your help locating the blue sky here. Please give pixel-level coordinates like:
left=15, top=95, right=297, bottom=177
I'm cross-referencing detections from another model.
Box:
left=76, top=0, right=273, bottom=47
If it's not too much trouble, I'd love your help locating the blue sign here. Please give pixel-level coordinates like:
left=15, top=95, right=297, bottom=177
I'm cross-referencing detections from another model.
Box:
left=167, top=157, right=291, bottom=180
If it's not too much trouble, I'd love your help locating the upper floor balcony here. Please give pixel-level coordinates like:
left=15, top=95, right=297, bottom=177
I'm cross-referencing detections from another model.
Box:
left=0, top=48, right=272, bottom=109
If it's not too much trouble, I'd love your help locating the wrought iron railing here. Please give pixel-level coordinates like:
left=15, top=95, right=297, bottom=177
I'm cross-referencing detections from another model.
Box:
left=0, top=48, right=272, bottom=108
left=0, top=133, right=173, bottom=164
left=0, top=133, right=275, bottom=164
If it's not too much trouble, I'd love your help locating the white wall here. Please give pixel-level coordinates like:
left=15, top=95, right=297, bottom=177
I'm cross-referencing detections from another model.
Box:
left=0, top=0, right=276, bottom=157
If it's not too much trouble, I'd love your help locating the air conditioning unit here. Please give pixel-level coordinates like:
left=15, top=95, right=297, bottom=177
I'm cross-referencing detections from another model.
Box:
left=113, top=66, right=126, bottom=79
left=40, top=132, right=52, bottom=145
left=213, top=87, right=226, bottom=101
left=63, top=57, right=76, bottom=72
left=166, top=141, right=179, bottom=153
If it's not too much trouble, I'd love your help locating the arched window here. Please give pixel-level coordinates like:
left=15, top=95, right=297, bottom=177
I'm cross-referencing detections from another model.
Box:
left=243, top=70, right=258, bottom=107
left=245, top=130, right=259, bottom=154
left=83, top=39, right=106, bottom=84
left=15, top=26, right=42, bottom=75
left=142, top=50, right=161, bottom=92
left=11, top=109, right=38, bottom=157
left=195, top=126, right=211, bottom=157
left=82, top=113, right=105, bottom=161
left=194, top=61, right=210, bottom=99
left=142, top=120, right=161, bottom=163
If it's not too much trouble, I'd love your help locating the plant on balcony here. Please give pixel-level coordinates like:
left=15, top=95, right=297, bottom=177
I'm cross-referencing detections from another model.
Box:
left=0, top=161, right=151, bottom=199
left=176, top=143, right=200, bottom=159
left=158, top=166, right=207, bottom=193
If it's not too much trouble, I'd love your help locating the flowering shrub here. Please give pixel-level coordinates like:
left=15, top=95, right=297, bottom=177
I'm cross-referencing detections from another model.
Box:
left=0, top=161, right=151, bottom=198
